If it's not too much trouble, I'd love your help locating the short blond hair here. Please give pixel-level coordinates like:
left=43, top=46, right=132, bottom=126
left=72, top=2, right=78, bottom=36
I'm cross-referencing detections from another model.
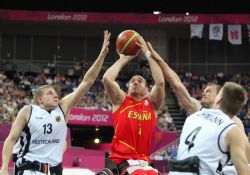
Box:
left=34, top=85, right=55, bottom=105
left=220, top=82, right=247, bottom=116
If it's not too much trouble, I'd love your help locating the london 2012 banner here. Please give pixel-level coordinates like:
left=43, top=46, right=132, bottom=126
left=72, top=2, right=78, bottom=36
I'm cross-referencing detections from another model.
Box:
left=1, top=9, right=250, bottom=24
left=68, top=107, right=113, bottom=126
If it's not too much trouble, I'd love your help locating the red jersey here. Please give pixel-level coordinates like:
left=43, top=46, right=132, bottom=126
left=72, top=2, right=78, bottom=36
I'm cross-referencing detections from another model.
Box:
left=109, top=96, right=156, bottom=164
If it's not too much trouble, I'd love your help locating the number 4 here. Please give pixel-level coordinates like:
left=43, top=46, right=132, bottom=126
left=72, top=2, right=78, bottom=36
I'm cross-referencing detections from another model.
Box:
left=185, top=127, right=201, bottom=151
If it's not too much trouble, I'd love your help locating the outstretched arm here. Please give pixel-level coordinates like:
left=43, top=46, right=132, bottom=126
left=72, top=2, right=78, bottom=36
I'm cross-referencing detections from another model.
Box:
left=60, top=30, right=111, bottom=121
left=137, top=36, right=165, bottom=112
left=102, top=53, right=138, bottom=111
left=0, top=105, right=30, bottom=175
left=147, top=42, right=201, bottom=115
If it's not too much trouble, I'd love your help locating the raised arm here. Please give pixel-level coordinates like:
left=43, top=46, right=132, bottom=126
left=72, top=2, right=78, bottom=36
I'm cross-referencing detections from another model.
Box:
left=0, top=105, right=30, bottom=175
left=102, top=53, right=138, bottom=111
left=59, top=30, right=110, bottom=120
left=137, top=36, right=165, bottom=112
left=147, top=42, right=201, bottom=115
left=226, top=126, right=250, bottom=175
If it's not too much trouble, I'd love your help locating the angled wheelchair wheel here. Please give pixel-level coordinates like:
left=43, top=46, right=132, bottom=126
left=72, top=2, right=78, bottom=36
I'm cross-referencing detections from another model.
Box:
left=96, top=168, right=114, bottom=175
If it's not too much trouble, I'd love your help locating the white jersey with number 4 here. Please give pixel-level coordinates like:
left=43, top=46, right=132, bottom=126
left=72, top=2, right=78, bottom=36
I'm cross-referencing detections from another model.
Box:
left=13, top=104, right=66, bottom=166
left=177, top=108, right=236, bottom=175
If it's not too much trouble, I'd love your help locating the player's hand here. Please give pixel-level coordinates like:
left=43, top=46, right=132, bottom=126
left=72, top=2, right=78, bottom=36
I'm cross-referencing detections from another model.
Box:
left=147, top=42, right=164, bottom=63
left=118, top=51, right=140, bottom=62
left=136, top=35, right=149, bottom=54
left=99, top=30, right=111, bottom=58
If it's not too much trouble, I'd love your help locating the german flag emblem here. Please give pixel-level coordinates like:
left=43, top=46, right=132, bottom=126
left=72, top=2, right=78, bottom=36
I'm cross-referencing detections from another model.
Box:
left=56, top=116, right=61, bottom=122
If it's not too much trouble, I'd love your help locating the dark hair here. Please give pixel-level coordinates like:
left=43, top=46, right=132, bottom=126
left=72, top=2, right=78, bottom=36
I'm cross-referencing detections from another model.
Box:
left=129, top=75, right=148, bottom=87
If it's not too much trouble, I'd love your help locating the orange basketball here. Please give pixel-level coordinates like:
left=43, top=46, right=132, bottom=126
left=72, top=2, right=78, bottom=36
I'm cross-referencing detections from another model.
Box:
left=116, top=30, right=140, bottom=55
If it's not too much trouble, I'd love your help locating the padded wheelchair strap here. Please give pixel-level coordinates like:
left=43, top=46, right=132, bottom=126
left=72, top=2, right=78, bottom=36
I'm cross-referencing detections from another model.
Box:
left=168, top=156, right=200, bottom=174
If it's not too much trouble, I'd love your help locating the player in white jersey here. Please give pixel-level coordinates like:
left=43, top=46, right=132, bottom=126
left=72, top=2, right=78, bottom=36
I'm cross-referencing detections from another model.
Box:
left=168, top=82, right=250, bottom=174
left=146, top=41, right=250, bottom=164
left=0, top=30, right=111, bottom=175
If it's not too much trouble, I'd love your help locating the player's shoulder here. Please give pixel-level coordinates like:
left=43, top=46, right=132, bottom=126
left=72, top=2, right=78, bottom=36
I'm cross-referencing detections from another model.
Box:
left=19, top=104, right=32, bottom=113
left=232, top=116, right=244, bottom=131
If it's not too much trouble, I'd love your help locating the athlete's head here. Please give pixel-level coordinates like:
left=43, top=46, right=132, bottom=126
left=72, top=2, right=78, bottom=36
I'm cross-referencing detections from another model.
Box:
left=34, top=85, right=59, bottom=110
left=214, top=82, right=247, bottom=117
left=201, top=83, right=221, bottom=108
left=128, top=75, right=148, bottom=98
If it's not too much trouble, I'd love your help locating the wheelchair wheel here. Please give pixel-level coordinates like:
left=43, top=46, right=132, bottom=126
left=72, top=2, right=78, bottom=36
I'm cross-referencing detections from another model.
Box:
left=96, top=168, right=114, bottom=175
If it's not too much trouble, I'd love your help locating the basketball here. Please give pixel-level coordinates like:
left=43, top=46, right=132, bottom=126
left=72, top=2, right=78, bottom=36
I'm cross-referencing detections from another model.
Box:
left=116, top=30, right=140, bottom=55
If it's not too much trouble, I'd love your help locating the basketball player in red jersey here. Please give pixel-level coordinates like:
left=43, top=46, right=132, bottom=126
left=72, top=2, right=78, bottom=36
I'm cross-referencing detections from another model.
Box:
left=102, top=35, right=165, bottom=175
